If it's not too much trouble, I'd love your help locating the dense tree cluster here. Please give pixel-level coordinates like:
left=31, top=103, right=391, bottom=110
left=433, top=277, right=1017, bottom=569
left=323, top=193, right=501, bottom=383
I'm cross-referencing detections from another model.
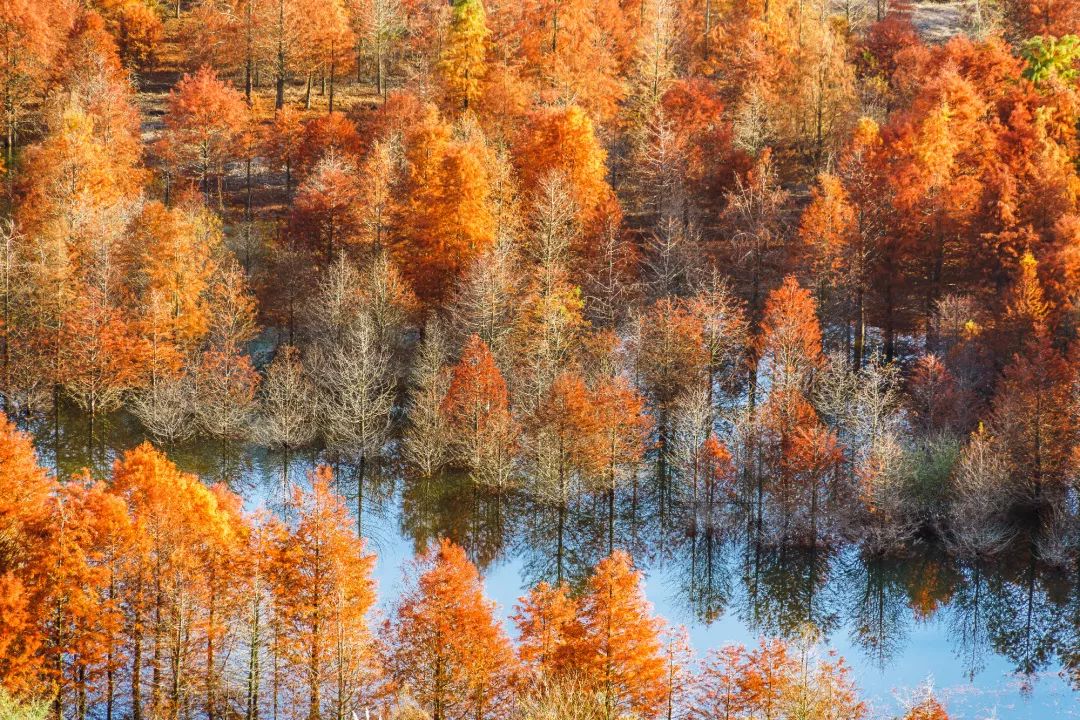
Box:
left=0, top=418, right=956, bottom=720
left=0, top=0, right=1077, bottom=714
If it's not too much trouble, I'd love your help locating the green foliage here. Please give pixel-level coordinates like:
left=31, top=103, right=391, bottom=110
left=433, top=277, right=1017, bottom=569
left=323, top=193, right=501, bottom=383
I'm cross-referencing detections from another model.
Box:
left=1021, top=35, right=1080, bottom=85
left=0, top=690, right=48, bottom=720
left=905, top=433, right=963, bottom=519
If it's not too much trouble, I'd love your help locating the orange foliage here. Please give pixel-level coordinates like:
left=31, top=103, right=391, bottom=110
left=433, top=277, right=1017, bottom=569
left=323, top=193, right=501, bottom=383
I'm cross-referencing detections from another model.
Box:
left=442, top=334, right=517, bottom=479
left=499, top=0, right=638, bottom=122
left=132, top=200, right=220, bottom=353
left=295, top=112, right=364, bottom=179
left=578, top=551, right=669, bottom=719
left=990, top=334, right=1077, bottom=504
left=904, top=693, right=951, bottom=720
left=512, top=581, right=585, bottom=679
left=514, top=106, right=619, bottom=241
left=163, top=65, right=248, bottom=201
left=385, top=538, right=518, bottom=720
left=534, top=372, right=604, bottom=479
left=392, top=110, right=495, bottom=304
left=290, top=152, right=365, bottom=261
left=0, top=416, right=55, bottom=695
left=633, top=298, right=708, bottom=409
left=757, top=276, right=824, bottom=390
left=272, top=468, right=377, bottom=720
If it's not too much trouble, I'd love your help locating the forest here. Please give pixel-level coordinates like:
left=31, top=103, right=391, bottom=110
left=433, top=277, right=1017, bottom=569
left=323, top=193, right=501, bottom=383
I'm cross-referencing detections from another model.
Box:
left=0, top=0, right=1078, bottom=717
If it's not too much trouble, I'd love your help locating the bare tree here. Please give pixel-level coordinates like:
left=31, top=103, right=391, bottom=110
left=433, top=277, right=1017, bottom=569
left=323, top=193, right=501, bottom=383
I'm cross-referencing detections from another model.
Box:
left=361, top=251, right=413, bottom=354
left=402, top=318, right=452, bottom=477
left=732, top=83, right=772, bottom=157
left=945, top=430, right=1015, bottom=558
left=256, top=345, right=317, bottom=493
left=446, top=234, right=521, bottom=369
left=131, top=369, right=196, bottom=445
left=643, top=216, right=695, bottom=300
left=194, top=347, right=259, bottom=443
left=303, top=255, right=367, bottom=346
left=815, top=353, right=914, bottom=551
left=583, top=217, right=638, bottom=329
left=310, top=312, right=395, bottom=527
left=631, top=105, right=687, bottom=229
left=526, top=172, right=578, bottom=278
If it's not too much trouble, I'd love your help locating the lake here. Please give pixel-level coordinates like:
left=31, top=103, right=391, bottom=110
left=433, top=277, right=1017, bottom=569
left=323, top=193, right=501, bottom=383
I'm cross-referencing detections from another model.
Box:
left=27, top=407, right=1080, bottom=720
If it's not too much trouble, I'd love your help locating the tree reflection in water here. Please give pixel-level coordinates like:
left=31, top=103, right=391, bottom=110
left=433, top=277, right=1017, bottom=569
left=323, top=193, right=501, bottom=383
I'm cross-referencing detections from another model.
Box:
left=26, top=405, right=1080, bottom=698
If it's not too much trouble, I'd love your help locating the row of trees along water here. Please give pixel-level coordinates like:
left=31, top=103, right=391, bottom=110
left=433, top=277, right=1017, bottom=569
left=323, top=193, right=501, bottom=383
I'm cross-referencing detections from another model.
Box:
left=1, top=419, right=966, bottom=720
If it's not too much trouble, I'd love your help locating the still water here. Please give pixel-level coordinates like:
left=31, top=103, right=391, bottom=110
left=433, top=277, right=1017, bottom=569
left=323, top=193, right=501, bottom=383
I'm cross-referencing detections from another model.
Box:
left=30, top=408, right=1080, bottom=720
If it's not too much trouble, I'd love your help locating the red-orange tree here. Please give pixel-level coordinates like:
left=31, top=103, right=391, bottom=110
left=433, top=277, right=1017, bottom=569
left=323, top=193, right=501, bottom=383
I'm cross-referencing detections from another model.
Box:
left=578, top=551, right=669, bottom=720
left=271, top=467, right=377, bottom=720
left=512, top=581, right=584, bottom=682
left=162, top=66, right=248, bottom=206
left=441, top=334, right=518, bottom=488
left=383, top=538, right=518, bottom=720
left=391, top=109, right=495, bottom=304
left=0, top=415, right=56, bottom=695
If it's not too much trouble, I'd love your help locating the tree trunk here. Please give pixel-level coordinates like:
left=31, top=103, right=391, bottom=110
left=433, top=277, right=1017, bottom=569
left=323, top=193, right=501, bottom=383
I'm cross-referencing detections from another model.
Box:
left=328, top=62, right=335, bottom=114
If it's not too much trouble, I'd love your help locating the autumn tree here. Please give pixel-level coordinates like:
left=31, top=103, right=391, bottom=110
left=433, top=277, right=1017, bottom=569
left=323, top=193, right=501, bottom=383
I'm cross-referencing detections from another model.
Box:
left=437, top=0, right=489, bottom=112
left=61, top=286, right=148, bottom=451
left=1003, top=0, right=1080, bottom=40
left=989, top=334, right=1077, bottom=508
left=442, top=334, right=518, bottom=489
left=290, top=151, right=365, bottom=262
left=720, top=151, right=789, bottom=332
left=998, top=251, right=1051, bottom=358
left=390, top=109, right=495, bottom=304
left=902, top=689, right=950, bottom=720
left=0, top=415, right=56, bottom=695
left=815, top=119, right=889, bottom=367
left=295, top=112, right=363, bottom=179
left=193, top=272, right=260, bottom=461
left=383, top=539, right=518, bottom=720
left=110, top=444, right=245, bottom=720
left=163, top=66, right=248, bottom=207
left=695, top=636, right=865, bottom=720
left=631, top=298, right=707, bottom=467
left=263, top=107, right=305, bottom=197
left=514, top=106, right=617, bottom=244
left=577, top=551, right=669, bottom=720
left=271, top=468, right=377, bottom=720
left=512, top=582, right=584, bottom=682
left=756, top=276, right=824, bottom=395
left=506, top=0, right=629, bottom=122
left=528, top=371, right=602, bottom=580
left=0, top=0, right=74, bottom=166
